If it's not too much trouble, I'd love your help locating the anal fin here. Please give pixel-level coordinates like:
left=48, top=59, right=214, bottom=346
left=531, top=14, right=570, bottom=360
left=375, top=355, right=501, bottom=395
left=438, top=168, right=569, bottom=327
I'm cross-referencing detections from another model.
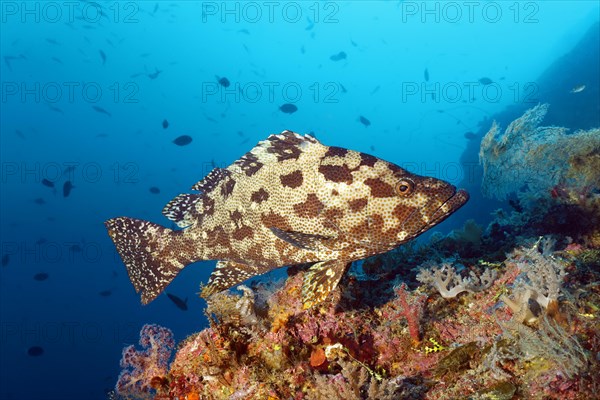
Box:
left=201, top=261, right=260, bottom=297
left=302, top=260, right=349, bottom=309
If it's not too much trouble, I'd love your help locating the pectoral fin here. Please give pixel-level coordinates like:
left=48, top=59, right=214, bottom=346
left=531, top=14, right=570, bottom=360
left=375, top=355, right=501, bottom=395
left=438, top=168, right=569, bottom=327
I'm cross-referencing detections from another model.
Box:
left=302, top=260, right=350, bottom=309
left=270, top=227, right=334, bottom=251
left=201, top=260, right=260, bottom=297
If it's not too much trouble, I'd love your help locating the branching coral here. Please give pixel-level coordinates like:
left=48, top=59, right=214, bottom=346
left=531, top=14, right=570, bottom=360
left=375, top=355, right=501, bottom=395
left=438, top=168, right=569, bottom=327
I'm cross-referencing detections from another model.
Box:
left=480, top=103, right=600, bottom=201
left=389, top=283, right=428, bottom=343
left=416, top=262, right=497, bottom=299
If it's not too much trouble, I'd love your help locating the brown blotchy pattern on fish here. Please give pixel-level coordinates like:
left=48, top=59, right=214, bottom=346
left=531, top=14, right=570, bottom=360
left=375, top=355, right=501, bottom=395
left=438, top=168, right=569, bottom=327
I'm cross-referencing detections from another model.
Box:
left=230, top=210, right=243, bottom=224
left=105, top=130, right=469, bottom=308
left=348, top=198, right=368, bottom=212
left=364, top=178, right=396, bottom=198
left=261, top=210, right=293, bottom=232
left=393, top=203, right=417, bottom=223
left=202, top=197, right=216, bottom=216
left=220, top=178, right=236, bottom=197
left=323, top=207, right=344, bottom=222
left=207, top=226, right=230, bottom=248
left=250, top=188, right=269, bottom=203
left=293, top=194, right=325, bottom=218
left=236, top=153, right=264, bottom=176
left=324, top=146, right=348, bottom=158
left=232, top=225, right=254, bottom=241
left=318, top=164, right=353, bottom=184
left=267, top=135, right=303, bottom=161
left=359, top=152, right=378, bottom=167
left=280, top=170, right=303, bottom=188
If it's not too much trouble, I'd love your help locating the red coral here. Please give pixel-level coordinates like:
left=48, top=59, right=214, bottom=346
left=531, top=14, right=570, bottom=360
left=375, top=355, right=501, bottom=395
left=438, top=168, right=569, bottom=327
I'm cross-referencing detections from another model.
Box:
left=115, top=323, right=175, bottom=398
left=393, top=283, right=428, bottom=344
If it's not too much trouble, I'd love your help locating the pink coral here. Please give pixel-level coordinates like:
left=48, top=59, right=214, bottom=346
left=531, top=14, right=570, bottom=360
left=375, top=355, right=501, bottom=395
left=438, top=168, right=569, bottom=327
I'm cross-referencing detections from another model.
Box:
left=115, top=323, right=175, bottom=398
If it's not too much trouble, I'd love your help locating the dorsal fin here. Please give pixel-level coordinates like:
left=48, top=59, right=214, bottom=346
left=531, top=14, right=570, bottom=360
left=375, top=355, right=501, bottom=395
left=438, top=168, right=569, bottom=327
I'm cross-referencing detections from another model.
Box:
left=162, top=193, right=204, bottom=228
left=191, top=167, right=230, bottom=192
left=229, top=131, right=321, bottom=176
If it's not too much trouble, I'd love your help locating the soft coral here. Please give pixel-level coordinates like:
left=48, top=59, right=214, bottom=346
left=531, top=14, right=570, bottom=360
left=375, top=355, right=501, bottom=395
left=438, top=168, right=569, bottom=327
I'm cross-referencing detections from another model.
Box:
left=115, top=324, right=175, bottom=398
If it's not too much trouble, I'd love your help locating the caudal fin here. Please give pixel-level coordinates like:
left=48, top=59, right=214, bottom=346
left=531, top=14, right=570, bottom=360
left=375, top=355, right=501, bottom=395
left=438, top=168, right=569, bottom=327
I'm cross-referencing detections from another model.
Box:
left=105, top=217, right=192, bottom=304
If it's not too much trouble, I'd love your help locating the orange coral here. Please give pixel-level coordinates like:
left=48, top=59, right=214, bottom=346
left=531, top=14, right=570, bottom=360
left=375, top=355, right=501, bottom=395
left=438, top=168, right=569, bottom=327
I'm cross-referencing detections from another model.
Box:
left=185, top=392, right=199, bottom=400
left=309, top=347, right=327, bottom=368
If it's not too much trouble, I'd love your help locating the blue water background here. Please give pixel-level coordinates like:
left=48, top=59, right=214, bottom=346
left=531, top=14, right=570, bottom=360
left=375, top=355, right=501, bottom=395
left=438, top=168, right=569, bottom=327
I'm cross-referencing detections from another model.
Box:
left=1, top=2, right=598, bottom=399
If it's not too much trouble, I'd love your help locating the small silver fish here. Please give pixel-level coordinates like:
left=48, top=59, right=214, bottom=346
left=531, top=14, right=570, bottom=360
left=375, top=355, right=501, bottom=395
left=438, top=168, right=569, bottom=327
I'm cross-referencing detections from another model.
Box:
left=570, top=84, right=585, bottom=93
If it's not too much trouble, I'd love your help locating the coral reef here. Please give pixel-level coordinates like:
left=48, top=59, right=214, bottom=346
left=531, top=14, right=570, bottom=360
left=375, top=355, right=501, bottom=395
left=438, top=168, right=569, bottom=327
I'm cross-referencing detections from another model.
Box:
left=499, top=238, right=566, bottom=323
left=114, top=324, right=175, bottom=399
left=111, top=228, right=599, bottom=400
left=479, top=104, right=600, bottom=248
left=110, top=105, right=600, bottom=399
left=479, top=103, right=600, bottom=201
left=416, top=261, right=497, bottom=299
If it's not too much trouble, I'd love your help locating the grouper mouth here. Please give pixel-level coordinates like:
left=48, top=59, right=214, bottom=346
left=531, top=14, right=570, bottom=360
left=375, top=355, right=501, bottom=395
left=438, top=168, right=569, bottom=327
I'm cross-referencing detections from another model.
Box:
left=432, top=188, right=469, bottom=222
left=415, top=188, right=470, bottom=236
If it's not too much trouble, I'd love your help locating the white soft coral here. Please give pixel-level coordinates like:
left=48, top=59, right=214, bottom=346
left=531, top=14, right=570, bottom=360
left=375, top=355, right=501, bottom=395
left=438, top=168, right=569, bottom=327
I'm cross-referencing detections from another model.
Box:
left=417, top=263, right=497, bottom=299
left=501, top=237, right=567, bottom=323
